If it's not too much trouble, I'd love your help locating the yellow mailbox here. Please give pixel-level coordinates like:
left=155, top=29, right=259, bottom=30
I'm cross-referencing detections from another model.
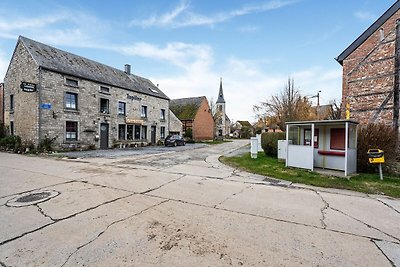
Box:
left=367, top=149, right=385, bottom=164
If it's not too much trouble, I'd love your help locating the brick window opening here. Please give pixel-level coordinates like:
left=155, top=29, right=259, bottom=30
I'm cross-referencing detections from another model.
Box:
left=134, top=125, right=140, bottom=140
left=141, top=105, right=147, bottom=118
left=100, top=86, right=110, bottom=93
left=160, top=109, right=166, bottom=120
left=118, top=124, right=126, bottom=140
left=66, top=121, right=78, bottom=141
left=141, top=125, right=147, bottom=139
left=10, top=94, right=14, bottom=111
left=65, top=92, right=77, bottom=110
left=65, top=78, right=78, bottom=87
left=10, top=121, right=14, bottom=135
left=100, top=98, right=109, bottom=114
left=118, top=102, right=126, bottom=116
left=161, top=126, right=165, bottom=139
left=330, top=128, right=345, bottom=150
left=127, top=125, right=133, bottom=140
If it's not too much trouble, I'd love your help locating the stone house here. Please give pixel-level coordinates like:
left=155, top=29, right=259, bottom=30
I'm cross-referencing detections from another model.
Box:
left=3, top=36, right=171, bottom=150
left=231, top=120, right=254, bottom=138
left=336, top=1, right=400, bottom=128
left=170, top=96, right=214, bottom=140
left=0, top=83, right=3, bottom=124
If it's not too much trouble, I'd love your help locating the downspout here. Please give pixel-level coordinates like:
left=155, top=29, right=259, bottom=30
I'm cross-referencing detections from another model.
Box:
left=393, top=20, right=400, bottom=142
left=37, top=67, right=42, bottom=148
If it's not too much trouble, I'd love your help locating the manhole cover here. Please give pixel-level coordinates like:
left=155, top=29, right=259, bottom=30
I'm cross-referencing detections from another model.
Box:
left=7, top=190, right=59, bottom=207
left=16, top=192, right=52, bottom=203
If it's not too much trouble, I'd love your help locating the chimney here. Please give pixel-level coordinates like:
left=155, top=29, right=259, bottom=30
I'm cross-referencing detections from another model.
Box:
left=124, top=64, right=131, bottom=75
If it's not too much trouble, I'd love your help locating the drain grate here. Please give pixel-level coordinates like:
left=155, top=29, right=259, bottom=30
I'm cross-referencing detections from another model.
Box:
left=7, top=190, right=59, bottom=207
left=16, top=192, right=52, bottom=203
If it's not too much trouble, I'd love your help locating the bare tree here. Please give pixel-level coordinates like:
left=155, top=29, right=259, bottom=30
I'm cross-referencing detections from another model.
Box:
left=327, top=99, right=342, bottom=120
left=254, top=78, right=315, bottom=130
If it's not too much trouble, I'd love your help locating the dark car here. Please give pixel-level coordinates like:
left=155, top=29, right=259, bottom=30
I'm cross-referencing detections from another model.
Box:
left=165, top=135, right=186, bottom=147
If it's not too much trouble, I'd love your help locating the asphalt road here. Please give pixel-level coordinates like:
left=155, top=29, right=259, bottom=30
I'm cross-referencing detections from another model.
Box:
left=0, top=140, right=399, bottom=266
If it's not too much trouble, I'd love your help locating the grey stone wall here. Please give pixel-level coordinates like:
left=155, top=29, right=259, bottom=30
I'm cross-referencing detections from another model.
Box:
left=4, top=41, right=39, bottom=146
left=40, top=70, right=169, bottom=149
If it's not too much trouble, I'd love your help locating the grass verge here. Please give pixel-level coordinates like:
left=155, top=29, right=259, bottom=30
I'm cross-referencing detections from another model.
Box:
left=220, top=152, right=400, bottom=198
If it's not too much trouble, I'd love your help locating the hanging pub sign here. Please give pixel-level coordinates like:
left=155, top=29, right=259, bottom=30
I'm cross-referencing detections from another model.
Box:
left=20, top=82, right=37, bottom=92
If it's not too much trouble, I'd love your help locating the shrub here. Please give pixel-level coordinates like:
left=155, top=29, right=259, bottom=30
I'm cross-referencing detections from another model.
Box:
left=357, top=123, right=398, bottom=173
left=39, top=136, right=57, bottom=152
left=0, top=135, right=22, bottom=150
left=261, top=132, right=286, bottom=157
left=184, top=128, right=193, bottom=139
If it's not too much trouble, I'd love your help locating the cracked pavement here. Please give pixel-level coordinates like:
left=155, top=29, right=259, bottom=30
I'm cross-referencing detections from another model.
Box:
left=0, top=139, right=399, bottom=266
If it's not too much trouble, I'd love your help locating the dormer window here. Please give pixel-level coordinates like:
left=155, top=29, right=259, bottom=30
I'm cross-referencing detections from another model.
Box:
left=149, top=87, right=159, bottom=94
left=65, top=78, right=78, bottom=87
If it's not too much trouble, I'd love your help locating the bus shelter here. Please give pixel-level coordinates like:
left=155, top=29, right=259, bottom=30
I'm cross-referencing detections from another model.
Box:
left=285, top=120, right=359, bottom=176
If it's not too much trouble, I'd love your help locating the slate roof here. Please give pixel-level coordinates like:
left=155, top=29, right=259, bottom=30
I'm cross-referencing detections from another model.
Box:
left=170, top=96, right=206, bottom=120
left=336, top=1, right=400, bottom=65
left=18, top=36, right=169, bottom=100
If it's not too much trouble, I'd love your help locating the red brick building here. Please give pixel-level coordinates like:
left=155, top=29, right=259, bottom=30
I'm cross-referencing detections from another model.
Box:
left=170, top=96, right=214, bottom=140
left=336, top=1, right=400, bottom=128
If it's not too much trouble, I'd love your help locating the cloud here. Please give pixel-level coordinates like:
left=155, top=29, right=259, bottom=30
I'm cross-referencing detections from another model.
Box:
left=0, top=52, right=10, bottom=82
left=130, top=0, right=298, bottom=28
left=0, top=8, right=109, bottom=48
left=354, top=11, right=376, bottom=22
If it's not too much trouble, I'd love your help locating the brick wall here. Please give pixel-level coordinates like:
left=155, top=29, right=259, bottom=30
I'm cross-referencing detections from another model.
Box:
left=0, top=83, right=3, bottom=124
left=4, top=41, right=39, bottom=145
left=342, top=9, right=400, bottom=125
left=193, top=98, right=214, bottom=140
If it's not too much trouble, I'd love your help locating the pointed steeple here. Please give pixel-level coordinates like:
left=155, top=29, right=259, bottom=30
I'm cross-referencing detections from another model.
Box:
left=216, top=77, right=225, bottom=103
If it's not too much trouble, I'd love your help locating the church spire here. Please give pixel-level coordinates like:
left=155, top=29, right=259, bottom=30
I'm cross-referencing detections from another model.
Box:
left=216, top=77, right=225, bottom=103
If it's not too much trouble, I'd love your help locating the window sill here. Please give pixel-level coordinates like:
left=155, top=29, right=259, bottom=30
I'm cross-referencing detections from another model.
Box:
left=64, top=140, right=80, bottom=143
left=100, top=113, right=111, bottom=116
left=9, top=110, right=14, bottom=114
left=64, top=109, right=80, bottom=114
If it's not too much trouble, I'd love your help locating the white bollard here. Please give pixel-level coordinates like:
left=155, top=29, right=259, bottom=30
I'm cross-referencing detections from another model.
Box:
left=256, top=134, right=263, bottom=152
left=250, top=137, right=258, bottom=159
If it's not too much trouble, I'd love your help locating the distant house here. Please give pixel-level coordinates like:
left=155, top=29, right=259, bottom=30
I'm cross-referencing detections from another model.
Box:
left=231, top=120, right=254, bottom=138
left=336, top=1, right=400, bottom=127
left=170, top=96, right=214, bottom=140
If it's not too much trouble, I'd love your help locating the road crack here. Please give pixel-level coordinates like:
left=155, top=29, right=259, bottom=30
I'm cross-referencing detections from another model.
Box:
left=330, top=207, right=400, bottom=243
left=214, top=185, right=252, bottom=208
left=35, top=204, right=56, bottom=221
left=60, top=199, right=169, bottom=267
left=0, top=193, right=135, bottom=247
left=371, top=239, right=397, bottom=267
left=141, top=175, right=185, bottom=194
left=375, top=198, right=400, bottom=215
left=315, top=191, right=329, bottom=229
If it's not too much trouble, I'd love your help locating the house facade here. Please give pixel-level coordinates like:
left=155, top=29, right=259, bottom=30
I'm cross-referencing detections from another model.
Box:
left=336, top=1, right=400, bottom=128
left=170, top=96, right=214, bottom=140
left=3, top=36, right=170, bottom=150
left=0, top=83, right=3, bottom=124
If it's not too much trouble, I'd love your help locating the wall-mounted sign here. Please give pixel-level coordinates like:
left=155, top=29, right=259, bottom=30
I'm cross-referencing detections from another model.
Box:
left=20, top=82, right=37, bottom=92
left=127, top=94, right=142, bottom=101
left=126, top=118, right=143, bottom=124
left=41, top=103, right=52, bottom=109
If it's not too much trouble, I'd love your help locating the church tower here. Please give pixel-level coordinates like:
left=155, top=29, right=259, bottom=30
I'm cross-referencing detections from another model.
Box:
left=215, top=78, right=226, bottom=137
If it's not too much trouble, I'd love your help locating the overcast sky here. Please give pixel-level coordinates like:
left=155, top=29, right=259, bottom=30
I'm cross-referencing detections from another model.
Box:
left=0, top=0, right=396, bottom=122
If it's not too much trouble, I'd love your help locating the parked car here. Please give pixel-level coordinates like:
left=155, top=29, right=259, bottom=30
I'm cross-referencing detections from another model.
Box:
left=165, top=135, right=186, bottom=147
